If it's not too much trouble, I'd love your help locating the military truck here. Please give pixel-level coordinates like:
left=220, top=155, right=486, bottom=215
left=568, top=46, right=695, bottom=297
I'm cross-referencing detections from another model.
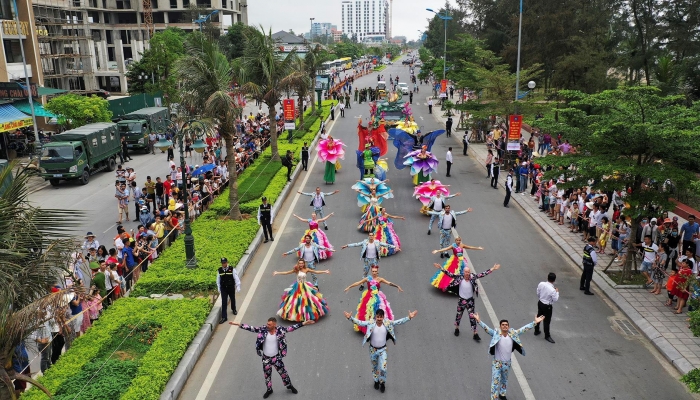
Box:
left=39, top=122, right=120, bottom=186
left=114, top=107, right=169, bottom=154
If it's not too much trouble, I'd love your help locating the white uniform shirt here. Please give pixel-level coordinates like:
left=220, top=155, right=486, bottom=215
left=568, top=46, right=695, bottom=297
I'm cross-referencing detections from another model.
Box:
left=370, top=324, right=388, bottom=348
left=365, top=242, right=378, bottom=259
left=263, top=332, right=279, bottom=357
left=446, top=150, right=453, bottom=163
left=536, top=282, right=559, bottom=305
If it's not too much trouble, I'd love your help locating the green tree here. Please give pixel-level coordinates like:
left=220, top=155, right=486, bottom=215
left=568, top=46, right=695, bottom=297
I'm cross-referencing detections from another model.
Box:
left=176, top=33, right=244, bottom=220
left=304, top=44, right=329, bottom=115
left=126, top=28, right=187, bottom=106
left=219, top=22, right=250, bottom=60
left=0, top=163, right=83, bottom=400
left=537, top=87, right=700, bottom=280
left=239, top=26, right=306, bottom=161
left=45, top=94, right=112, bottom=130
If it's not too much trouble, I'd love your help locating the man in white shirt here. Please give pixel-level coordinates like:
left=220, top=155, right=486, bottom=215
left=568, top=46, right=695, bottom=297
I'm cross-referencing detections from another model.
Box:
left=504, top=169, right=514, bottom=207
left=534, top=273, right=559, bottom=343
left=445, top=147, right=453, bottom=177
left=339, top=101, right=345, bottom=117
left=298, top=188, right=340, bottom=230
left=427, top=190, right=461, bottom=234
left=342, top=233, right=398, bottom=289
left=638, top=235, right=658, bottom=288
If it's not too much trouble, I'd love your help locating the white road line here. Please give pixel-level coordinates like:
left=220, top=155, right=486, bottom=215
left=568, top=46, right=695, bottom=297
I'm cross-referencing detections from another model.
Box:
left=419, top=116, right=424, bottom=121
left=454, top=227, right=537, bottom=400
left=194, top=121, right=336, bottom=400
left=103, top=223, right=116, bottom=234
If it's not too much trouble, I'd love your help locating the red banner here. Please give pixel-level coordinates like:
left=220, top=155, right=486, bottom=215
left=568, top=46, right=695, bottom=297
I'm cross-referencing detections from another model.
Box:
left=440, top=79, right=447, bottom=93
left=283, top=99, right=295, bottom=130
left=508, top=115, right=522, bottom=141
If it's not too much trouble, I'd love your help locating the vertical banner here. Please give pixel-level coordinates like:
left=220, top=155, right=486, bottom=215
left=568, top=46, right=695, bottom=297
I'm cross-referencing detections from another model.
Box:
left=507, top=114, right=522, bottom=151
left=440, top=79, right=448, bottom=98
left=283, top=99, right=295, bottom=130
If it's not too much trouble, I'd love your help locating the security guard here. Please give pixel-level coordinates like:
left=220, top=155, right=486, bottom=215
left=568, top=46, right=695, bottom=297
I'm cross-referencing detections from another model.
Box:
left=217, top=257, right=241, bottom=324
left=579, top=236, right=597, bottom=295
left=258, top=196, right=274, bottom=243
left=301, top=142, right=309, bottom=171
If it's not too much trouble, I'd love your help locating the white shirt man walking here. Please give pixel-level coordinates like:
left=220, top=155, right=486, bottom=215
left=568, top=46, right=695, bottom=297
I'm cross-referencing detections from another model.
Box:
left=446, top=147, right=453, bottom=177
left=534, top=272, right=559, bottom=343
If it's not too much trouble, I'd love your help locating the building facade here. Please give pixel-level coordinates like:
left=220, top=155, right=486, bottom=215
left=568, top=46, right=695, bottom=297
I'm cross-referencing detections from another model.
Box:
left=1, top=0, right=247, bottom=96
left=340, top=0, right=388, bottom=43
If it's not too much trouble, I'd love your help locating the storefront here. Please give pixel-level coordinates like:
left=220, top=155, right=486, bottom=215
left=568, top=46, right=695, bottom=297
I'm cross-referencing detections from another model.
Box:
left=0, top=103, right=34, bottom=159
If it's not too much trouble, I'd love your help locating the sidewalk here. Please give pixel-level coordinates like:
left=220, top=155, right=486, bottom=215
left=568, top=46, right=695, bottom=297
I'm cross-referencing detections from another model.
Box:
left=429, top=102, right=700, bottom=375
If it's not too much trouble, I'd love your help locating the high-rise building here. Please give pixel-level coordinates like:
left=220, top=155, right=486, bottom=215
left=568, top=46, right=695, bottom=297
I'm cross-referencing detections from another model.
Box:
left=340, top=0, right=388, bottom=44
left=0, top=0, right=248, bottom=95
left=310, top=21, right=332, bottom=38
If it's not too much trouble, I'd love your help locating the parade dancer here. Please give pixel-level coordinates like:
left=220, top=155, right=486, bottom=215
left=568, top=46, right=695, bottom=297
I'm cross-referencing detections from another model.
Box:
left=473, top=312, right=545, bottom=400
left=413, top=179, right=450, bottom=215
left=357, top=188, right=394, bottom=233
left=229, top=318, right=315, bottom=399
left=298, top=188, right=340, bottom=230
left=282, top=235, right=334, bottom=287
left=427, top=204, right=473, bottom=257
left=292, top=213, right=334, bottom=259
left=316, top=136, right=346, bottom=184
left=273, top=260, right=330, bottom=322
left=343, top=309, right=418, bottom=393
left=430, top=237, right=484, bottom=291
left=433, top=262, right=500, bottom=341
left=341, top=232, right=398, bottom=290
left=365, top=208, right=404, bottom=256
left=403, top=146, right=439, bottom=185
left=345, top=264, right=403, bottom=334
left=427, top=191, right=461, bottom=235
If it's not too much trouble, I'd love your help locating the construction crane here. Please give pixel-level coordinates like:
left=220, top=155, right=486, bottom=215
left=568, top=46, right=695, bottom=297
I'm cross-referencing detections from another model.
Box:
left=143, top=0, right=154, bottom=38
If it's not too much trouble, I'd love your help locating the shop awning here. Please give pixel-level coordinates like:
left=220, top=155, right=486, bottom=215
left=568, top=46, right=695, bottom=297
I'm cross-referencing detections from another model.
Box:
left=0, top=104, right=33, bottom=133
left=12, top=100, right=57, bottom=118
left=37, top=87, right=68, bottom=96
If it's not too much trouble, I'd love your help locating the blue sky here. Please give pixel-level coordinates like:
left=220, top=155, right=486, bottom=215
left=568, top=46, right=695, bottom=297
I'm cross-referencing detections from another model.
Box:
left=247, top=0, right=458, bottom=40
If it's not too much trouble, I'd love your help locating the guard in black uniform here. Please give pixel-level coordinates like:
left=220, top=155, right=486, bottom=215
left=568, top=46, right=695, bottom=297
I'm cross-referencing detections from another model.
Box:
left=301, top=142, right=309, bottom=171
left=258, top=196, right=274, bottom=243
left=217, top=257, right=241, bottom=324
left=580, top=236, right=597, bottom=295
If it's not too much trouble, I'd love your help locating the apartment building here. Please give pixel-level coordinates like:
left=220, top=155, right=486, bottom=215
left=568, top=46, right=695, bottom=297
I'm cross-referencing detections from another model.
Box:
left=340, top=0, right=389, bottom=43
left=1, top=0, right=247, bottom=96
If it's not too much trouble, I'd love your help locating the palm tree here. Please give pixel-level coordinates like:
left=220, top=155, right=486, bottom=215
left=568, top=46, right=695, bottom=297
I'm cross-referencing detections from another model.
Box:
left=176, top=32, right=244, bottom=220
left=239, top=26, right=306, bottom=161
left=304, top=44, right=328, bottom=115
left=290, top=56, right=312, bottom=130
left=0, top=163, right=84, bottom=400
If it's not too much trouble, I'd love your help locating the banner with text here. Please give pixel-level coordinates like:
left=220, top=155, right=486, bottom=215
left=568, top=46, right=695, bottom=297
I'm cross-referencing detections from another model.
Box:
left=283, top=99, right=295, bottom=130
left=440, top=79, right=448, bottom=98
left=507, top=114, right=523, bottom=151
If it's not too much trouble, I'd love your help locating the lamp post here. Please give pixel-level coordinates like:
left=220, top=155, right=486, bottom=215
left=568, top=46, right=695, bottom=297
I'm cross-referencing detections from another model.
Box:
left=426, top=8, right=452, bottom=80
left=514, top=0, right=524, bottom=103
left=138, top=72, right=149, bottom=106
left=527, top=80, right=535, bottom=100
left=155, top=119, right=208, bottom=269
left=310, top=17, right=315, bottom=42
left=195, top=9, right=219, bottom=33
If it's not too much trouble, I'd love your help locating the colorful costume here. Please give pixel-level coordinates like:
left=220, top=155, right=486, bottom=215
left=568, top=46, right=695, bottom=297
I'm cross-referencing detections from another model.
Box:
left=427, top=210, right=468, bottom=252
left=301, top=219, right=333, bottom=259
left=277, top=271, right=329, bottom=322
left=358, top=196, right=383, bottom=232
left=317, top=138, right=346, bottom=184
left=348, top=315, right=412, bottom=385
left=352, top=178, right=393, bottom=208
left=353, top=279, right=394, bottom=334
left=346, top=239, right=396, bottom=278
left=431, top=244, right=468, bottom=292
left=404, top=149, right=439, bottom=184
left=443, top=267, right=494, bottom=333
left=413, top=180, right=450, bottom=207
left=374, top=215, right=400, bottom=256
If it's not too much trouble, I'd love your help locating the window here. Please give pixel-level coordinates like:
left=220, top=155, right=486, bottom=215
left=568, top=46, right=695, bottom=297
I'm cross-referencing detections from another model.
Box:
left=3, top=40, right=21, bottom=63
left=182, top=0, right=189, bottom=6
left=106, top=30, right=113, bottom=44
left=170, top=0, right=177, bottom=7
left=120, top=30, right=131, bottom=43
left=104, top=12, right=110, bottom=23
left=123, top=46, right=132, bottom=59
left=152, top=0, right=158, bottom=7
left=107, top=47, right=116, bottom=61
left=116, top=0, right=131, bottom=9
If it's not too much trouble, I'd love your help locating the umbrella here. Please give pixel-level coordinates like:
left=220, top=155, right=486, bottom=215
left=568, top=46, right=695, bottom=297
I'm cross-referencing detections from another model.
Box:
left=191, top=164, right=216, bottom=177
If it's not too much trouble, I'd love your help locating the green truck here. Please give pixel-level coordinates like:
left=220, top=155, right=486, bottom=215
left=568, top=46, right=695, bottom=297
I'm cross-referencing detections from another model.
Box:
left=39, top=122, right=121, bottom=186
left=115, top=107, right=169, bottom=153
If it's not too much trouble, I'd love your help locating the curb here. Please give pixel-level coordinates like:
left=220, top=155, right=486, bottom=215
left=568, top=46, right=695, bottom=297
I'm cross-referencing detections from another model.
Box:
left=433, top=111, right=695, bottom=375
left=159, top=104, right=339, bottom=400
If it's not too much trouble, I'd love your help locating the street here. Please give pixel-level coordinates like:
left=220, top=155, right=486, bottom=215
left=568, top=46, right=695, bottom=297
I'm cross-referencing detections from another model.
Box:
left=158, top=63, right=696, bottom=400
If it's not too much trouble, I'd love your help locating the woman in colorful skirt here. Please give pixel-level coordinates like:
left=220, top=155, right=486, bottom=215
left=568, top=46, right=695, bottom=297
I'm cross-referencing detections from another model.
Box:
left=414, top=179, right=451, bottom=215
left=344, top=264, right=403, bottom=334
left=273, top=260, right=330, bottom=322
left=430, top=237, right=484, bottom=293
left=357, top=189, right=393, bottom=232
left=404, top=145, right=438, bottom=185
left=292, top=213, right=334, bottom=259
left=366, top=208, right=404, bottom=256
left=317, top=136, right=346, bottom=184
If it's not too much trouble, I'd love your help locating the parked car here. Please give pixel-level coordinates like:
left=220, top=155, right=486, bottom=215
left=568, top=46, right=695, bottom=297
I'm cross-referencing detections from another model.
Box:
left=398, top=82, right=409, bottom=95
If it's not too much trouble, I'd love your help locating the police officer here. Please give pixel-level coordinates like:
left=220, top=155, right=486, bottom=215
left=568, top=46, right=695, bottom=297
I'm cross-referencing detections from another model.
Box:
left=446, top=116, right=453, bottom=138
left=258, top=196, right=274, bottom=243
left=217, top=257, right=241, bottom=324
left=300, top=142, right=309, bottom=171
left=580, top=236, right=597, bottom=295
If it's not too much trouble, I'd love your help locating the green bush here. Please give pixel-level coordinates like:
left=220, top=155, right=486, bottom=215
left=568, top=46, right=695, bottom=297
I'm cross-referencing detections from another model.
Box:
left=682, top=368, right=700, bottom=392
left=22, top=298, right=210, bottom=400
left=374, top=65, right=387, bottom=72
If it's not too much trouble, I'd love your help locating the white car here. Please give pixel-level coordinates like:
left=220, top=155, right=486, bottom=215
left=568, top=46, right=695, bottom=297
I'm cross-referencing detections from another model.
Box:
left=398, top=82, right=409, bottom=95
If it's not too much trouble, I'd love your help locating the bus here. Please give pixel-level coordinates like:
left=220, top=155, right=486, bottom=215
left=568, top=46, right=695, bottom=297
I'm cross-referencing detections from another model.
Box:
left=338, top=57, right=352, bottom=71
left=321, top=61, right=333, bottom=75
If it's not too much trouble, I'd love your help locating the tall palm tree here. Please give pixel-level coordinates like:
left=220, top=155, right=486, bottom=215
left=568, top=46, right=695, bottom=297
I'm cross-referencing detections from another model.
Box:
left=239, top=26, right=306, bottom=161
left=0, top=164, right=84, bottom=400
left=304, top=44, right=328, bottom=115
left=290, top=56, right=312, bottom=130
left=176, top=32, right=244, bottom=220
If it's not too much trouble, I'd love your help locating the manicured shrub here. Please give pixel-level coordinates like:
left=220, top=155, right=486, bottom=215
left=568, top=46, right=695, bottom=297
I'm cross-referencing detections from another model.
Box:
left=682, top=368, right=700, bottom=392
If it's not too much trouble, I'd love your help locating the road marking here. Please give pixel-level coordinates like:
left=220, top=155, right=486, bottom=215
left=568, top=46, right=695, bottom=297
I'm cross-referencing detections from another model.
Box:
left=454, top=227, right=537, bottom=400
left=103, top=224, right=116, bottom=234
left=419, top=116, right=424, bottom=121
left=194, top=120, right=337, bottom=400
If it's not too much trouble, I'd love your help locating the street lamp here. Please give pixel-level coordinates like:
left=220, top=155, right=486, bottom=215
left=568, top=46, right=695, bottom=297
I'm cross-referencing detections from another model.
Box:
left=514, top=0, right=524, bottom=103
left=155, top=119, right=208, bottom=269
left=194, top=9, right=219, bottom=33
left=426, top=8, right=452, bottom=81
left=138, top=72, right=149, bottom=105
left=527, top=80, right=535, bottom=100
left=310, top=17, right=315, bottom=42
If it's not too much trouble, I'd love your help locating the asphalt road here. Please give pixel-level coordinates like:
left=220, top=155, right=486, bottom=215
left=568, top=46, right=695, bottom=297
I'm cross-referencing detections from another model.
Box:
left=168, top=62, right=697, bottom=400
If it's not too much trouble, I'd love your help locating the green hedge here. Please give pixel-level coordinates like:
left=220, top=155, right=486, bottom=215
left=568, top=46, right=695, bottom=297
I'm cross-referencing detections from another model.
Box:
left=22, top=298, right=210, bottom=400
left=683, top=368, right=700, bottom=392
left=374, top=65, right=387, bottom=72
